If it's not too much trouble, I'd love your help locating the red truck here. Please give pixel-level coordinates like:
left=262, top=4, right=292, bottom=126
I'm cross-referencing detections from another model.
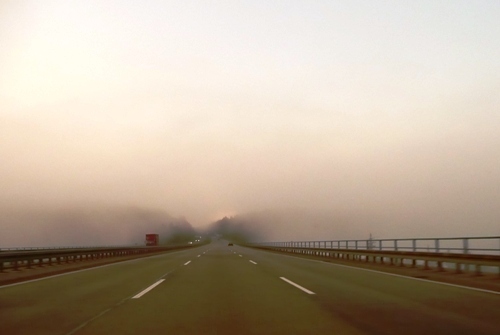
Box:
left=145, top=234, right=159, bottom=246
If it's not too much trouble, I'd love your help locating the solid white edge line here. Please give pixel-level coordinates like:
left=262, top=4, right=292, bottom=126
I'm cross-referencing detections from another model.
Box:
left=184, top=261, right=191, bottom=265
left=249, top=260, right=257, bottom=265
left=132, top=279, right=165, bottom=299
left=280, top=277, right=315, bottom=295
left=269, top=252, right=500, bottom=296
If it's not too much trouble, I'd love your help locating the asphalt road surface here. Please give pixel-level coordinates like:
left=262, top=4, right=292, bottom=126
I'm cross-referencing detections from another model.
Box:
left=1, top=240, right=499, bottom=335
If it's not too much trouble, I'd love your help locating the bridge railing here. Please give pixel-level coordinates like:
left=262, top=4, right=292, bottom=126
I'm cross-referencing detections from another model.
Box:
left=250, top=236, right=500, bottom=255
left=246, top=236, right=500, bottom=276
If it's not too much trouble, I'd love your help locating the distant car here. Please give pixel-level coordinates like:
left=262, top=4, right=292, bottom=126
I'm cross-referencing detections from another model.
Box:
left=228, top=243, right=233, bottom=246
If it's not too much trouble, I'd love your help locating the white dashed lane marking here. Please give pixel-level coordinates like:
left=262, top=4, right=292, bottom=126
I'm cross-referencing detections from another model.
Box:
left=280, top=277, right=315, bottom=295
left=132, top=279, right=165, bottom=299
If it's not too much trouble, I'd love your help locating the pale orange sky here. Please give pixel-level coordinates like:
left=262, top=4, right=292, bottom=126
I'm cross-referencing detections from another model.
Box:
left=1, top=1, right=499, bottom=245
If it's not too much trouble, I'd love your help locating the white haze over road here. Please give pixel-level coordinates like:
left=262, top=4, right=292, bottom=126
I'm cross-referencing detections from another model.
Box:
left=1, top=1, right=499, bottom=246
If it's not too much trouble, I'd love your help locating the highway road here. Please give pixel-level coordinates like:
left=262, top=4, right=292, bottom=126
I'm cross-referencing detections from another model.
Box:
left=1, top=240, right=499, bottom=335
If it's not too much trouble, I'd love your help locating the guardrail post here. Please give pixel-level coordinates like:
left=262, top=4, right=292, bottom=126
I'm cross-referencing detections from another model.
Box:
left=412, top=239, right=416, bottom=252
left=379, top=240, right=382, bottom=251
left=435, top=239, right=440, bottom=253
left=355, top=240, right=358, bottom=250
left=394, top=240, right=398, bottom=251
left=463, top=238, right=469, bottom=254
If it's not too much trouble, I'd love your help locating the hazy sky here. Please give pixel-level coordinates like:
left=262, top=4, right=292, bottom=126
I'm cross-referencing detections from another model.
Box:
left=1, top=1, right=499, bottom=244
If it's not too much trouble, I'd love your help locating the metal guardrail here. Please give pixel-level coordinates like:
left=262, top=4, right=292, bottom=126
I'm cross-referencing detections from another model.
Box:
left=247, top=244, right=500, bottom=276
left=247, top=236, right=500, bottom=276
left=0, top=246, right=133, bottom=252
left=0, top=244, right=200, bottom=273
left=251, top=236, right=500, bottom=255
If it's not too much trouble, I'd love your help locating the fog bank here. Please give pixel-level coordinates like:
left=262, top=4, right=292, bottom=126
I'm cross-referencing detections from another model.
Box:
left=1, top=1, right=499, bottom=244
left=0, top=204, right=195, bottom=248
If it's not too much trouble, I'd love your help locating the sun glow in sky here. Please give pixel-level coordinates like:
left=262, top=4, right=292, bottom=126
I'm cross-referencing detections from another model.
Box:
left=1, top=1, right=499, bottom=244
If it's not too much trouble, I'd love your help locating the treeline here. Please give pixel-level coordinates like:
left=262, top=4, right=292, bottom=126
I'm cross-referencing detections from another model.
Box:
left=206, top=215, right=263, bottom=243
left=0, top=205, right=199, bottom=247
